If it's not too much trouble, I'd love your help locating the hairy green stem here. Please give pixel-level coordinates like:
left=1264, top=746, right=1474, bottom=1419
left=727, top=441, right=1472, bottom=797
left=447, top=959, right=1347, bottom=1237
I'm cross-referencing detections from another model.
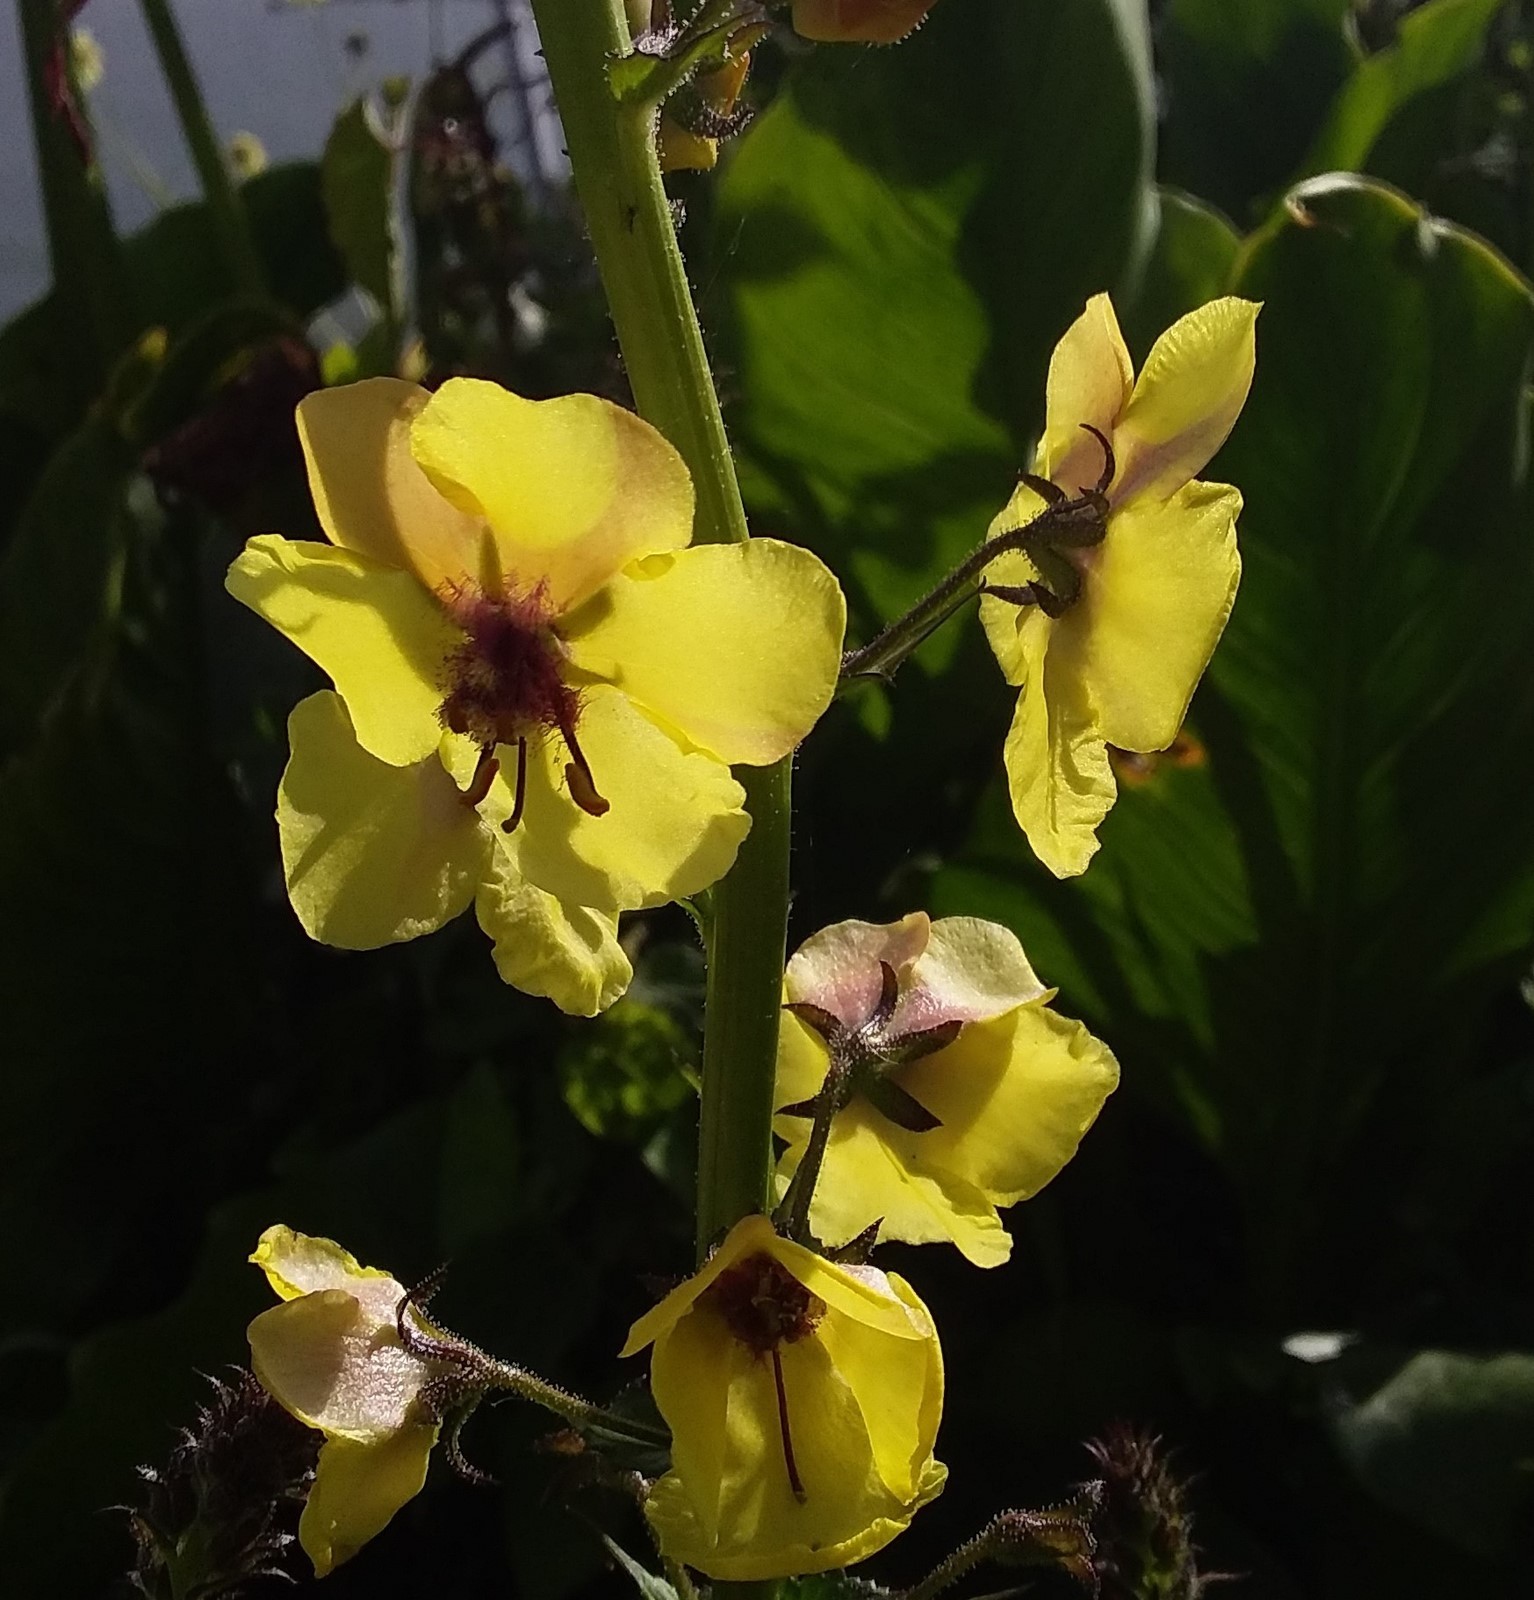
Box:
left=137, top=0, right=265, bottom=297
left=529, top=0, right=788, bottom=1268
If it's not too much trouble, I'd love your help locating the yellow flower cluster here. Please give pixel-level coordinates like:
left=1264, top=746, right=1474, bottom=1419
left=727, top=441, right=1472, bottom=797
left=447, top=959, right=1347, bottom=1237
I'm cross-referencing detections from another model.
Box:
left=239, top=285, right=1253, bottom=1582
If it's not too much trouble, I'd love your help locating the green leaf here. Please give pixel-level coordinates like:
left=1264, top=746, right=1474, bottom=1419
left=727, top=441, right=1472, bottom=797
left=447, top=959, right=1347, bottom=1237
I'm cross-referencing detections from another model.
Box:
left=712, top=0, right=1154, bottom=634
left=1333, top=1350, right=1534, bottom=1557
left=1300, top=0, right=1503, bottom=176
left=321, top=99, right=401, bottom=319
left=600, top=1535, right=680, bottom=1600
left=934, top=176, right=1534, bottom=1311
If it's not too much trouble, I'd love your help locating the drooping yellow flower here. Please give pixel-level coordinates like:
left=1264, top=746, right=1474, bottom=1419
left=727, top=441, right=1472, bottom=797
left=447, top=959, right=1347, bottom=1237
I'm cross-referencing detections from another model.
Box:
left=773, top=913, right=1119, bottom=1268
left=979, top=294, right=1258, bottom=877
left=227, top=379, right=845, bottom=1012
left=247, top=1226, right=440, bottom=1577
left=622, top=1214, right=945, bottom=1579
left=791, top=0, right=938, bottom=43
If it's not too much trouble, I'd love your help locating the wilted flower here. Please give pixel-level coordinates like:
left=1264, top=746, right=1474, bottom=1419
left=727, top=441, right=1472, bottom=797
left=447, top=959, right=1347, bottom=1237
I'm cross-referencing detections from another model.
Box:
left=247, top=1226, right=442, bottom=1576
left=622, top=1214, right=945, bottom=1578
left=227, top=379, right=844, bottom=1013
left=979, top=294, right=1258, bottom=877
left=773, top=913, right=1119, bottom=1267
left=791, top=0, right=938, bottom=43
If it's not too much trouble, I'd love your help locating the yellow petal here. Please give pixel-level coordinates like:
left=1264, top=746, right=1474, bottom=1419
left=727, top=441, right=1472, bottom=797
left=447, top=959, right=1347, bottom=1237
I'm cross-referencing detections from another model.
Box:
left=475, top=839, right=632, bottom=1015
left=791, top=0, right=937, bottom=45
left=1002, top=638, right=1117, bottom=878
left=227, top=536, right=455, bottom=766
left=780, top=1104, right=1013, bottom=1268
left=976, top=486, right=1052, bottom=687
left=563, top=540, right=846, bottom=765
left=299, top=1429, right=437, bottom=1577
left=899, top=915, right=1047, bottom=1030
left=898, top=1004, right=1120, bottom=1207
left=649, top=1303, right=740, bottom=1543
left=1038, top=293, right=1134, bottom=489
left=515, top=685, right=749, bottom=913
left=295, top=378, right=487, bottom=593
left=250, top=1224, right=393, bottom=1302
left=278, top=693, right=490, bottom=949
left=248, top=1286, right=426, bottom=1439
left=782, top=914, right=932, bottom=1031
left=775, top=1010, right=833, bottom=1110
left=623, top=1215, right=783, bottom=1357
left=815, top=1268, right=943, bottom=1496
left=1113, top=297, right=1259, bottom=504
left=410, top=381, right=693, bottom=613
left=1052, top=481, right=1242, bottom=752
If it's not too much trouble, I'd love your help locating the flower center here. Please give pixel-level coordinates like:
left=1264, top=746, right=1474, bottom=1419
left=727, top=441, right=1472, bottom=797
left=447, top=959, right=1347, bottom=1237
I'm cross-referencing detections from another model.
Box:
left=436, top=583, right=608, bottom=827
left=706, top=1253, right=825, bottom=1503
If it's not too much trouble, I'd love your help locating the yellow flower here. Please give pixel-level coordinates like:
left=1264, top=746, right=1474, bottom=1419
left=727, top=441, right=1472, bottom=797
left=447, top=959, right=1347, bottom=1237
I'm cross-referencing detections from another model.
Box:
left=658, top=39, right=758, bottom=173
left=791, top=0, right=937, bottom=43
left=773, top=913, right=1119, bottom=1268
left=227, top=379, right=845, bottom=1012
left=979, top=294, right=1258, bottom=877
left=246, top=1226, right=439, bottom=1577
left=621, top=1214, right=945, bottom=1579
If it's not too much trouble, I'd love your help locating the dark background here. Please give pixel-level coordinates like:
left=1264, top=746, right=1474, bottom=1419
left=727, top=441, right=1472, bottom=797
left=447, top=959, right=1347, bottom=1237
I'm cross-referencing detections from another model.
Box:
left=3, top=0, right=1533, bottom=1594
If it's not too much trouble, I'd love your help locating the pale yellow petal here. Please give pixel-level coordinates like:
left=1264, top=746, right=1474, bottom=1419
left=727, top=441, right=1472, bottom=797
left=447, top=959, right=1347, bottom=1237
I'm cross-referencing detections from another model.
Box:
left=227, top=535, right=455, bottom=766
left=278, top=693, right=490, bottom=949
left=1053, top=482, right=1241, bottom=753
left=897, top=1004, right=1120, bottom=1207
left=1002, top=641, right=1117, bottom=879
left=248, top=1287, right=427, bottom=1439
left=977, top=489, right=1051, bottom=687
left=774, top=1010, right=833, bottom=1110
left=768, top=1232, right=928, bottom=1341
left=791, top=0, right=936, bottom=44
left=622, top=1215, right=782, bottom=1357
left=250, top=1224, right=393, bottom=1301
left=782, top=914, right=932, bottom=1031
left=296, top=378, right=486, bottom=592
left=562, top=540, right=846, bottom=765
left=898, top=916, right=1047, bottom=1030
left=475, top=839, right=632, bottom=1015
left=299, top=1429, right=437, bottom=1576
left=515, top=685, right=749, bottom=913
left=1113, top=297, right=1259, bottom=503
left=1038, top=293, right=1134, bottom=488
left=410, top=381, right=693, bottom=613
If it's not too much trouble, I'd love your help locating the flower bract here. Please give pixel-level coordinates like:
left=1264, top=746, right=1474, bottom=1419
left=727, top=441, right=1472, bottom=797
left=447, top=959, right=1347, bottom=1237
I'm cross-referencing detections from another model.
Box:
left=246, top=1225, right=438, bottom=1577
left=773, top=913, right=1120, bottom=1267
left=622, top=1214, right=945, bottom=1579
left=791, top=0, right=938, bottom=43
left=227, top=379, right=845, bottom=1010
left=979, top=294, right=1258, bottom=877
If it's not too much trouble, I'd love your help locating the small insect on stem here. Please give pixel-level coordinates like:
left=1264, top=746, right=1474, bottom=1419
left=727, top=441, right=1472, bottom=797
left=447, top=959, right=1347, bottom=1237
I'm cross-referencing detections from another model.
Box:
left=770, top=1346, right=807, bottom=1504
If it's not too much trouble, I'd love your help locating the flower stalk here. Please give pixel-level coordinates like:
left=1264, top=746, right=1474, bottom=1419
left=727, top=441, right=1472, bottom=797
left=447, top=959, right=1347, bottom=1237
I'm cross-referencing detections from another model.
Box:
left=531, top=0, right=793, bottom=1265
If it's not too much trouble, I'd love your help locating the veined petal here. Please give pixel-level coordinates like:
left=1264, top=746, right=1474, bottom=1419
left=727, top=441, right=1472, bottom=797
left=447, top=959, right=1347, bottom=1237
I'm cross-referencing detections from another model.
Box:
left=295, top=378, right=487, bottom=592
left=516, top=685, right=749, bottom=913
left=1113, top=297, right=1259, bottom=504
left=562, top=540, right=846, bottom=766
left=1052, top=482, right=1242, bottom=753
left=298, top=1429, right=438, bottom=1577
left=783, top=914, right=932, bottom=1032
left=228, top=536, right=455, bottom=766
left=248, top=1286, right=427, bottom=1439
left=1003, top=641, right=1117, bottom=879
left=1038, top=293, right=1134, bottom=488
left=897, top=1005, right=1120, bottom=1207
left=475, top=839, right=632, bottom=1015
left=410, top=381, right=693, bottom=614
left=250, top=1224, right=394, bottom=1302
left=278, top=693, right=490, bottom=949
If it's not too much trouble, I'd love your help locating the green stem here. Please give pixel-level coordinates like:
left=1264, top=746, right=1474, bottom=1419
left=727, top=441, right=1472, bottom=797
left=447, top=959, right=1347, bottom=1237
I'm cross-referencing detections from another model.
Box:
left=18, top=0, right=135, bottom=387
left=137, top=0, right=266, bottom=298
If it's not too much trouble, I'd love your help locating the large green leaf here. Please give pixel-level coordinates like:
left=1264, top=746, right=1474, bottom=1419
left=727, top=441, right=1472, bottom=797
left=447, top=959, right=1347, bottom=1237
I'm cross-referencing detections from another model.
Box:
left=934, top=176, right=1534, bottom=1314
left=713, top=0, right=1155, bottom=632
